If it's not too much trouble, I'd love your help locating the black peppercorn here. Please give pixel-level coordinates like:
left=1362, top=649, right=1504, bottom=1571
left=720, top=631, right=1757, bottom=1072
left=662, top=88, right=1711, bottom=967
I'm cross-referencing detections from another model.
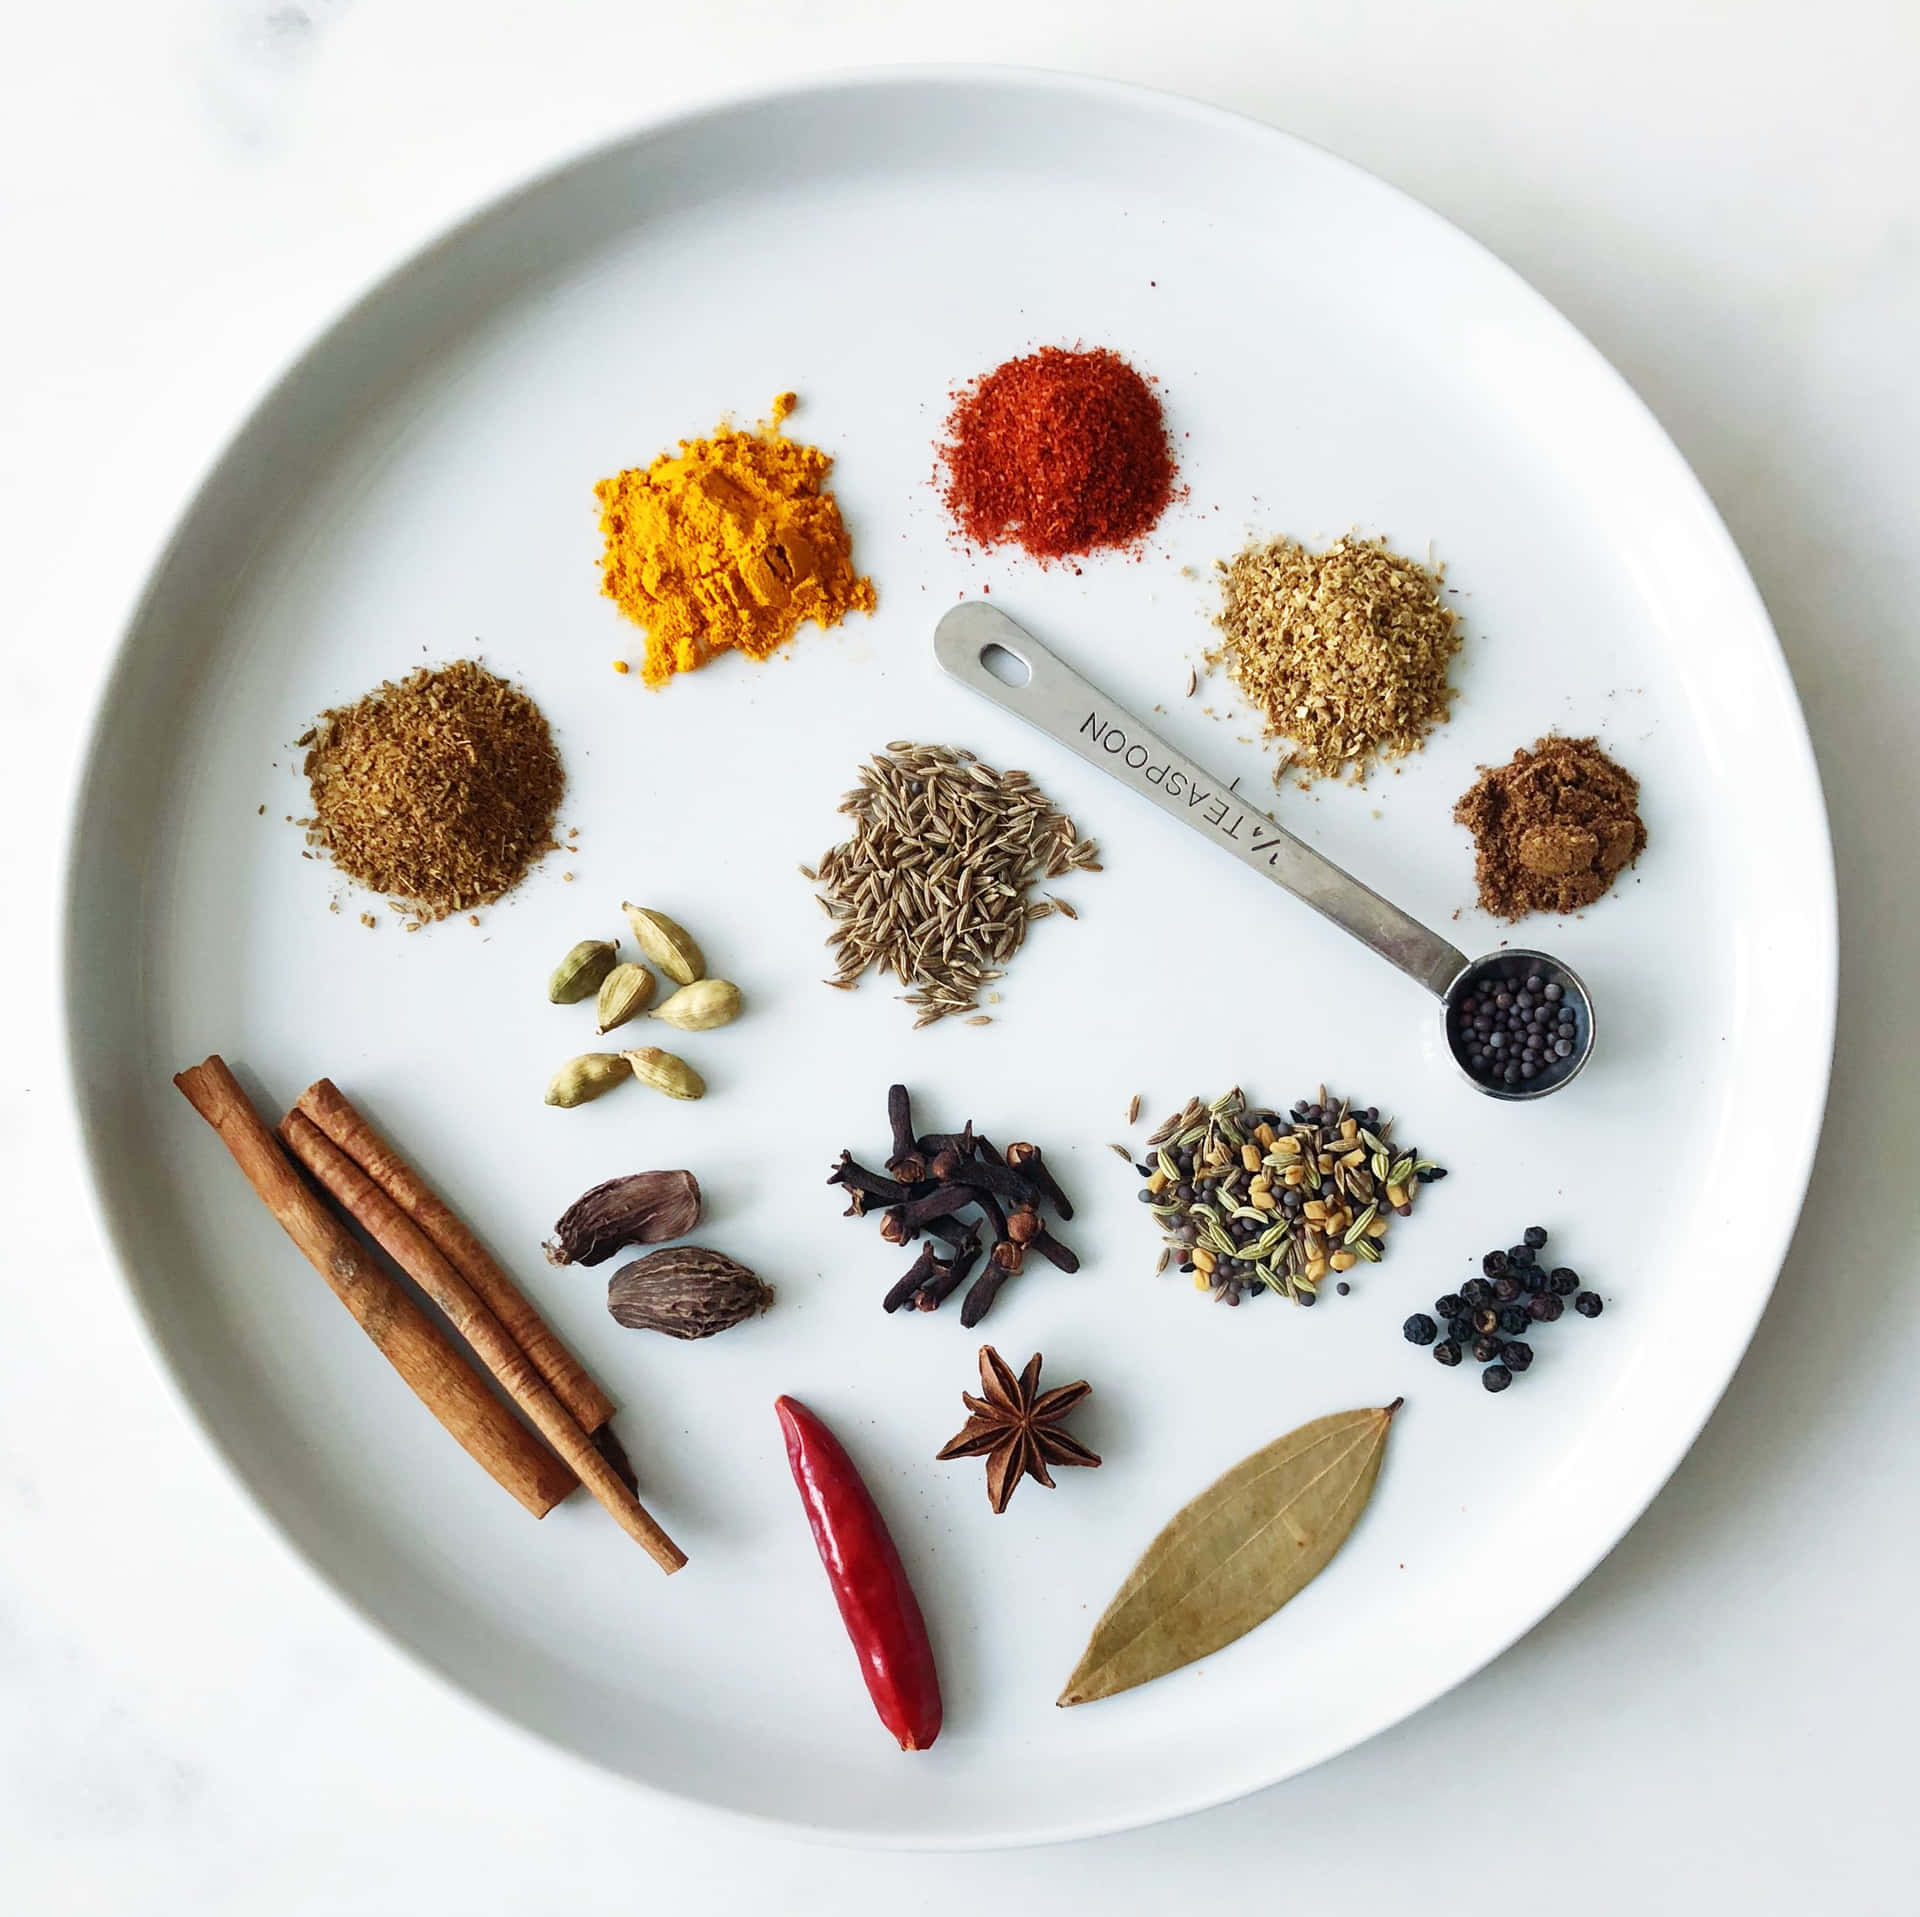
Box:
left=1549, top=1267, right=1580, bottom=1296
left=1523, top=1225, right=1549, bottom=1250
left=1493, top=1275, right=1523, bottom=1304
left=1508, top=1244, right=1537, bottom=1270
left=1482, top=1363, right=1512, bottom=1393
left=1435, top=1292, right=1465, bottom=1320
left=1574, top=1290, right=1603, bottom=1318
left=1433, top=1340, right=1463, bottom=1367
left=1403, top=1313, right=1438, bottom=1346
left=1472, top=1334, right=1503, bottom=1363
left=1497, top=1305, right=1530, bottom=1336
left=1501, top=1340, right=1534, bottom=1372
left=1481, top=1250, right=1511, bottom=1279
left=1462, top=1278, right=1495, bottom=1309
left=1473, top=1306, right=1500, bottom=1336
left=1446, top=1315, right=1475, bottom=1344
left=1527, top=1292, right=1564, bottom=1323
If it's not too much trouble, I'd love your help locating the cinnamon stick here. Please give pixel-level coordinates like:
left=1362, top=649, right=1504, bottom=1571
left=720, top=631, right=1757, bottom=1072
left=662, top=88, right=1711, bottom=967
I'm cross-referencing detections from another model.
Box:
left=293, top=1078, right=614, bottom=1434
left=280, top=1111, right=684, bottom=1575
left=172, top=1057, right=574, bottom=1519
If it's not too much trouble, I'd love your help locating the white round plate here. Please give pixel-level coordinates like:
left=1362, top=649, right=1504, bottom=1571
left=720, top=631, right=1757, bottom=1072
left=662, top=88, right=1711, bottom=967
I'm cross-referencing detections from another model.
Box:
left=64, top=71, right=1834, bottom=1847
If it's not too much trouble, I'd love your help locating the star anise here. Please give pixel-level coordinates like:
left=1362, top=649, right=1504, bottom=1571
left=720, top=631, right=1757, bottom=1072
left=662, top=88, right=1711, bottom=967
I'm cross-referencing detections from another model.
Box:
left=936, top=1345, right=1101, bottom=1513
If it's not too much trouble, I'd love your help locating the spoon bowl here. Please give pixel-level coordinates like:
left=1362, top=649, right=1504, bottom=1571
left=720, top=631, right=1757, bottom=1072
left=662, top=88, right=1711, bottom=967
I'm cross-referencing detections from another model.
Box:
left=1442, top=950, right=1595, bottom=1100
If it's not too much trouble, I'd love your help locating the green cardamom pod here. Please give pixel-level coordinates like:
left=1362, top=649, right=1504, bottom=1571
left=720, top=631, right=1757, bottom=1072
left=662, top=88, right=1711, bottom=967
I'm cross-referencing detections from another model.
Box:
left=651, top=978, right=742, bottom=1031
left=595, top=962, right=658, bottom=1034
left=548, top=938, right=619, bottom=1005
left=621, top=1045, right=706, bottom=1101
left=545, top=1051, right=633, bottom=1108
left=621, top=905, right=705, bottom=986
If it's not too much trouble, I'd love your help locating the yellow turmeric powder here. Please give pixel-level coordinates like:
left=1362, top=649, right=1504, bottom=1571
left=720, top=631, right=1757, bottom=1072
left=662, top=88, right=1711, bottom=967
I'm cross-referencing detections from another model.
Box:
left=594, top=394, right=875, bottom=686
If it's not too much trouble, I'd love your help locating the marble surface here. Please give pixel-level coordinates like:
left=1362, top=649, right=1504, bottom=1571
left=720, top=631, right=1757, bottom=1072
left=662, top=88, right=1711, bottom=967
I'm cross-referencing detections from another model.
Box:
left=3, top=3, right=1915, bottom=1910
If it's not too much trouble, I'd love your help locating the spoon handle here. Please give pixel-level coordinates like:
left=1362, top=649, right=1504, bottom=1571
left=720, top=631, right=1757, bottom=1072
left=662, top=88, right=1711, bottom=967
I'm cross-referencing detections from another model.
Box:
left=933, top=603, right=1469, bottom=1000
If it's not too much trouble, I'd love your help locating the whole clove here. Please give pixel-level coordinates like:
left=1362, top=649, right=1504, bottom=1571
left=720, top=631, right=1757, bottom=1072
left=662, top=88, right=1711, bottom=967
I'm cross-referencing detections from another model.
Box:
left=884, top=1243, right=943, bottom=1313
left=887, top=1083, right=927, bottom=1184
left=1006, top=1142, right=1073, bottom=1221
left=833, top=1089, right=1078, bottom=1323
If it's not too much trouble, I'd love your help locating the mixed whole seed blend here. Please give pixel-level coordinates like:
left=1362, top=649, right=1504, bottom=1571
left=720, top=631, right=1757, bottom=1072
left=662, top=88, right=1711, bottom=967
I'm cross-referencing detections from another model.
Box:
left=1133, top=1087, right=1445, bottom=1306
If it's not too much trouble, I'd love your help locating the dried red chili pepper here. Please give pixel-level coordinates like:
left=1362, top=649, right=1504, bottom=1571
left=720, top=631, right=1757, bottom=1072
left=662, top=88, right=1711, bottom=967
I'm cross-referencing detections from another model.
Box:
left=937, top=345, right=1176, bottom=561
left=775, top=1395, right=943, bottom=1751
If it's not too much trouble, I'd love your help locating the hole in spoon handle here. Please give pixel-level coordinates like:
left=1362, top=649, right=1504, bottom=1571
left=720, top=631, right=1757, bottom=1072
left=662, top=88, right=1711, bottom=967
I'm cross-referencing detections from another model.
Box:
left=932, top=603, right=1468, bottom=999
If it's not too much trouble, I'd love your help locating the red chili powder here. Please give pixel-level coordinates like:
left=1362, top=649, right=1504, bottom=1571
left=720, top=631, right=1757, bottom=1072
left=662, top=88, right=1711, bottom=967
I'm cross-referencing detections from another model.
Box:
left=937, top=346, right=1176, bottom=561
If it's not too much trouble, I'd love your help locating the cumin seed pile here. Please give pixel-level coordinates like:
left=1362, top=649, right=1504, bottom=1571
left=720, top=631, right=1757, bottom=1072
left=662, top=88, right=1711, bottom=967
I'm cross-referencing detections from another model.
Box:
left=301, top=660, right=564, bottom=921
left=1210, top=533, right=1462, bottom=783
left=804, top=742, right=1100, bottom=1026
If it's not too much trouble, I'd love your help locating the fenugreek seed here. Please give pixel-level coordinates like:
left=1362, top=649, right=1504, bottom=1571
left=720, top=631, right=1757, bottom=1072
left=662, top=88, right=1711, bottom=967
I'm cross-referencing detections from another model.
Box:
left=1146, top=1170, right=1169, bottom=1195
left=1303, top=1200, right=1328, bottom=1223
left=1366, top=1214, right=1390, bottom=1239
left=1386, top=1182, right=1408, bottom=1209
left=1328, top=1249, right=1358, bottom=1273
left=1304, top=1257, right=1328, bottom=1282
left=1193, top=1270, right=1211, bottom=1291
left=1240, top=1143, right=1263, bottom=1173
left=1191, top=1246, right=1216, bottom=1274
left=1252, top=1190, right=1277, bottom=1210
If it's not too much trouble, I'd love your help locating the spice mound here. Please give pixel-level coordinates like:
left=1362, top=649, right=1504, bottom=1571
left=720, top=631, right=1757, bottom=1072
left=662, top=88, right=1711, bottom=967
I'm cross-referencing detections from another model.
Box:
left=1454, top=734, right=1646, bottom=917
left=594, top=394, right=875, bottom=686
left=937, top=346, right=1176, bottom=561
left=807, top=742, right=1099, bottom=1024
left=301, top=659, right=563, bottom=921
left=1133, top=1087, right=1444, bottom=1306
left=1210, top=533, right=1462, bottom=783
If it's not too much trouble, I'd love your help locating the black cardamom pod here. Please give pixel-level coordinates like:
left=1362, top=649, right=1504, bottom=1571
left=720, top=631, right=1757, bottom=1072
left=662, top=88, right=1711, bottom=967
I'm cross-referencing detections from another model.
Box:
left=607, top=1246, right=772, bottom=1340
left=545, top=1169, right=702, bottom=1267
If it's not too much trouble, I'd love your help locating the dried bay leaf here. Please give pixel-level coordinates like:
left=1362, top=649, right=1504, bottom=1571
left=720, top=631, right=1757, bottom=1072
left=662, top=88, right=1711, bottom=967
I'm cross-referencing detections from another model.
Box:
left=1057, top=1399, right=1402, bottom=1708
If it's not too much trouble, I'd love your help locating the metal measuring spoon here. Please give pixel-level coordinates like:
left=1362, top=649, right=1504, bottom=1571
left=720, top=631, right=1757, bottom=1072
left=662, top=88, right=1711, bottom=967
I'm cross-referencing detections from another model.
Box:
left=933, top=603, right=1594, bottom=1101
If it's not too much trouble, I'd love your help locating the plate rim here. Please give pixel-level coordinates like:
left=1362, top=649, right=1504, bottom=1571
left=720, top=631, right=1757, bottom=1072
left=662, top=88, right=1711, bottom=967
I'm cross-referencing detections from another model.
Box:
left=58, top=62, right=1839, bottom=1849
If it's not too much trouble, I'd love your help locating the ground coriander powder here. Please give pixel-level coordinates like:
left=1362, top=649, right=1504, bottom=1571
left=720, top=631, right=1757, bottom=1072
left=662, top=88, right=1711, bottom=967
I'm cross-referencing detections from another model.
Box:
left=1209, top=533, right=1462, bottom=783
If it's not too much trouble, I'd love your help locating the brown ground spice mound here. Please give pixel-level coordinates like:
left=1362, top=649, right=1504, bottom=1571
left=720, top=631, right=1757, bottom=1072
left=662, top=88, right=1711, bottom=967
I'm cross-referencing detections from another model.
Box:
left=302, top=660, right=564, bottom=921
left=1454, top=735, right=1646, bottom=918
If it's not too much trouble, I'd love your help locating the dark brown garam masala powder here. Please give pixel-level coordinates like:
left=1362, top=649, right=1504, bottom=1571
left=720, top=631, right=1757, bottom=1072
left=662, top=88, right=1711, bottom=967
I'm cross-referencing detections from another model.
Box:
left=1454, top=734, right=1646, bottom=918
left=302, top=660, right=564, bottom=921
